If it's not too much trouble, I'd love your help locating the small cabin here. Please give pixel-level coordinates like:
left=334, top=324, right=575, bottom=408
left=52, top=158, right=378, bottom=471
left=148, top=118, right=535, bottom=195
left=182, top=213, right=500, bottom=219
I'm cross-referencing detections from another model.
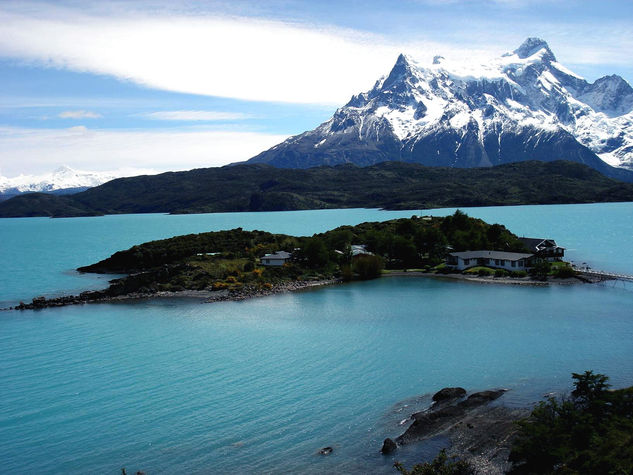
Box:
left=260, top=251, right=292, bottom=267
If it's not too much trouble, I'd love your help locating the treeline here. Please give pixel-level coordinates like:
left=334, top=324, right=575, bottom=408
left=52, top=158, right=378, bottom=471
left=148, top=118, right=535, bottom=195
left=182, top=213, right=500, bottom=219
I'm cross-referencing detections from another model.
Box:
left=81, top=211, right=524, bottom=275
left=3, top=160, right=633, bottom=218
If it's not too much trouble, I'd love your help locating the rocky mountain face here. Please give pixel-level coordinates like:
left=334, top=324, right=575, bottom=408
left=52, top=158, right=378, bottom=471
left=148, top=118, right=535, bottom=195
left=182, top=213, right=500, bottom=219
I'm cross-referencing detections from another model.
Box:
left=248, top=38, right=633, bottom=180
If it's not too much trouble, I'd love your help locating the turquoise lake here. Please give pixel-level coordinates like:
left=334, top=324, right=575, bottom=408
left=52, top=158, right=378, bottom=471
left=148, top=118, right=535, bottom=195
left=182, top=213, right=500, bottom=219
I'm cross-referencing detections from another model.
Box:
left=1, top=203, right=632, bottom=473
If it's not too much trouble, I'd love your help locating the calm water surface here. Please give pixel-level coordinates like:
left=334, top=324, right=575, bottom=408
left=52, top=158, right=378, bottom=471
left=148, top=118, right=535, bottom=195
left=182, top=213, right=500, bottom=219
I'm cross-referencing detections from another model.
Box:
left=1, top=204, right=632, bottom=473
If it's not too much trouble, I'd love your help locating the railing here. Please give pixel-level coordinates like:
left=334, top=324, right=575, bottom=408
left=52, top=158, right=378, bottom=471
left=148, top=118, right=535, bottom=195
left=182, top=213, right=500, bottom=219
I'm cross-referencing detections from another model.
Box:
left=577, top=269, right=633, bottom=282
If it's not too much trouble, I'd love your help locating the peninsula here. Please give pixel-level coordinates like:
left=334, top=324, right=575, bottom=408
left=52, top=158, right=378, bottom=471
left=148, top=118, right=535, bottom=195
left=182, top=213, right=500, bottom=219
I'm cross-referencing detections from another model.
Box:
left=12, top=212, right=581, bottom=310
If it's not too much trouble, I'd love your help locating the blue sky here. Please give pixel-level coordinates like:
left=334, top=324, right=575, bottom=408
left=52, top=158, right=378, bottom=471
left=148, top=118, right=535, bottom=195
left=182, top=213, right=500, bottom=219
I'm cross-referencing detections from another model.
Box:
left=0, top=0, right=631, bottom=177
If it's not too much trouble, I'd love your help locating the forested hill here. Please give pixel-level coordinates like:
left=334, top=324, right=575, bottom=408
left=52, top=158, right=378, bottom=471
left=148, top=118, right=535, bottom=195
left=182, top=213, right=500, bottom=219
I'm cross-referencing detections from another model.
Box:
left=1, top=160, right=633, bottom=218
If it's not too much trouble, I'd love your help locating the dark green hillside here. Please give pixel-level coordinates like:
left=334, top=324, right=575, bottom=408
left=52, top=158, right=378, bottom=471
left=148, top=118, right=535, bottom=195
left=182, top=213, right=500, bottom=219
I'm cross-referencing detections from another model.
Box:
left=80, top=212, right=525, bottom=275
left=2, top=160, right=633, bottom=218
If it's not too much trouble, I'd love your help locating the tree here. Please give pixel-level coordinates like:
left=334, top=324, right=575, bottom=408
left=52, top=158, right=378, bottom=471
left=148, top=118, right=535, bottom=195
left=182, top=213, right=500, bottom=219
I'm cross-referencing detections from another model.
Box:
left=303, top=237, right=330, bottom=268
left=352, top=255, right=384, bottom=279
left=394, top=449, right=474, bottom=475
left=509, top=372, right=633, bottom=474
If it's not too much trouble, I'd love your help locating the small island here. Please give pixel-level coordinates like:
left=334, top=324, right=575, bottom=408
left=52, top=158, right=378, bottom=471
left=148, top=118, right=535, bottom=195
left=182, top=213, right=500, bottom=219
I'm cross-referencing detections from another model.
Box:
left=13, top=211, right=582, bottom=310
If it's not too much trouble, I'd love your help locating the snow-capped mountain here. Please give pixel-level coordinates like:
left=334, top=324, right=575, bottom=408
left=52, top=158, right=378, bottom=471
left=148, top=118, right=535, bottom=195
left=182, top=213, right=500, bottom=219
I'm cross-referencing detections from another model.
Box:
left=0, top=166, right=129, bottom=197
left=248, top=38, right=633, bottom=179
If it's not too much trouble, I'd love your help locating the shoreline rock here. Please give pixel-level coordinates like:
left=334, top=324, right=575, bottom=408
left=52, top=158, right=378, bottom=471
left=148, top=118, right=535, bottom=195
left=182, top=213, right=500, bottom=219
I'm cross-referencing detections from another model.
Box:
left=394, top=389, right=507, bottom=446
left=383, top=387, right=530, bottom=473
left=384, top=271, right=585, bottom=286
left=9, top=279, right=338, bottom=311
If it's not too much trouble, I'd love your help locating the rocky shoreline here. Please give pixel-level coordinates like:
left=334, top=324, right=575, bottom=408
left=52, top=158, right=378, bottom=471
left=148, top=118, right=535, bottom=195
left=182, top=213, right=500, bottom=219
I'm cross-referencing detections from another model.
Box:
left=7, top=268, right=599, bottom=311
left=385, top=270, right=586, bottom=286
left=8, top=279, right=338, bottom=311
left=382, top=387, right=531, bottom=474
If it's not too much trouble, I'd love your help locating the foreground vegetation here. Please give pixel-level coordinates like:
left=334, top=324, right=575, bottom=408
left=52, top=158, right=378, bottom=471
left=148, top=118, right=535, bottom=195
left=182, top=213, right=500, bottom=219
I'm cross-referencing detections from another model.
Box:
left=2, top=160, right=633, bottom=217
left=509, top=371, right=633, bottom=474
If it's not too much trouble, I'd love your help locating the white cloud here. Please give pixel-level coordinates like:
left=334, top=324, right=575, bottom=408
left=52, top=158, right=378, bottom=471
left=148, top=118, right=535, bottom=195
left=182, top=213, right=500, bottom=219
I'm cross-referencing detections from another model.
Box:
left=0, top=6, right=402, bottom=105
left=143, top=110, right=253, bottom=121
left=58, top=110, right=102, bottom=119
left=0, top=126, right=288, bottom=177
left=0, top=3, right=629, bottom=105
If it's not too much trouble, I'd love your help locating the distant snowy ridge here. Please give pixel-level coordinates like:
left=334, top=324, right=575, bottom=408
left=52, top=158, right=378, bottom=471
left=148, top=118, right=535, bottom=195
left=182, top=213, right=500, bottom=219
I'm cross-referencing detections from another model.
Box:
left=248, top=38, right=633, bottom=175
left=0, top=166, right=156, bottom=195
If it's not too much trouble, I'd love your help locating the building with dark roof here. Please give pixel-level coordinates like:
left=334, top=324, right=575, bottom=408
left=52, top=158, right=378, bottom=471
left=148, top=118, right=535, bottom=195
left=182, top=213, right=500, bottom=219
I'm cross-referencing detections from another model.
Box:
left=518, top=237, right=565, bottom=260
left=260, top=251, right=292, bottom=267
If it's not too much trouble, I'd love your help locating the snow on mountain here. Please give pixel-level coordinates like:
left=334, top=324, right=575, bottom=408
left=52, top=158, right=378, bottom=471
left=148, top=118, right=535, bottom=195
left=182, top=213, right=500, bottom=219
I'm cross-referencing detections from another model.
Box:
left=248, top=38, right=633, bottom=176
left=0, top=166, right=155, bottom=196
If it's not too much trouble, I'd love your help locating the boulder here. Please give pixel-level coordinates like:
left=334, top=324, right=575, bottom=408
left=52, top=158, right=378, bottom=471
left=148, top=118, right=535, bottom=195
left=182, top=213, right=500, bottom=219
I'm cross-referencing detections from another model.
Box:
left=381, top=438, right=398, bottom=455
left=432, top=387, right=466, bottom=403
left=319, top=446, right=333, bottom=455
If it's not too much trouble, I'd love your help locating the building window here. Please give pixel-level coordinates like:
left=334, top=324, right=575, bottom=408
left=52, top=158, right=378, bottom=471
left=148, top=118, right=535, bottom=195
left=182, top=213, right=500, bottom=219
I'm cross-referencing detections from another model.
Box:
left=464, top=259, right=470, bottom=265
left=511, top=261, right=516, bottom=267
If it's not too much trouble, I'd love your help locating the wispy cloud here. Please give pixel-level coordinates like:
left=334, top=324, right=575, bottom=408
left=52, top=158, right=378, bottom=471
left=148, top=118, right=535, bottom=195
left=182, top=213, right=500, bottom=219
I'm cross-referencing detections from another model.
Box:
left=0, top=5, right=400, bottom=105
left=0, top=2, right=630, bottom=106
left=143, top=110, right=253, bottom=121
left=0, top=126, right=288, bottom=177
left=58, top=110, right=102, bottom=119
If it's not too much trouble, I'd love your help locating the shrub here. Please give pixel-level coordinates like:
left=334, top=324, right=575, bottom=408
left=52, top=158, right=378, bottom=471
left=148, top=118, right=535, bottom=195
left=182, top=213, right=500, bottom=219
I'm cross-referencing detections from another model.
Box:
left=509, top=371, right=633, bottom=474
left=530, top=260, right=551, bottom=281
left=212, top=281, right=229, bottom=290
left=510, top=270, right=528, bottom=278
left=352, top=255, right=384, bottom=280
left=340, top=264, right=353, bottom=282
left=395, top=449, right=474, bottom=474
left=494, top=269, right=508, bottom=277
left=553, top=264, right=576, bottom=278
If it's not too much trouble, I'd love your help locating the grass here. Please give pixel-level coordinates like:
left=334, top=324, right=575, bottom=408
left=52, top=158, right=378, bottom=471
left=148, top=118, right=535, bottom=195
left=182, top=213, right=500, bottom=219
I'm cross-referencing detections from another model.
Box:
left=463, top=266, right=495, bottom=275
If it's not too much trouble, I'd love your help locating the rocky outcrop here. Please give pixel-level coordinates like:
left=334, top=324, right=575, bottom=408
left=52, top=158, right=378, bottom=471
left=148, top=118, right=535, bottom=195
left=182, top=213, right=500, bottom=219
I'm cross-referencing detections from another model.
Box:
left=432, top=387, right=467, bottom=403
left=396, top=389, right=507, bottom=445
left=381, top=387, right=507, bottom=454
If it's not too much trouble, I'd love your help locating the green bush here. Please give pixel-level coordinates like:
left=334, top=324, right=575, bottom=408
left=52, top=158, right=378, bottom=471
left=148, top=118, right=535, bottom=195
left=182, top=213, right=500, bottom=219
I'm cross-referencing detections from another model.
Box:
left=510, top=270, right=528, bottom=278
left=494, top=269, right=508, bottom=277
left=395, top=449, right=474, bottom=474
left=553, top=264, right=576, bottom=278
left=509, top=371, right=633, bottom=474
left=352, top=255, right=384, bottom=280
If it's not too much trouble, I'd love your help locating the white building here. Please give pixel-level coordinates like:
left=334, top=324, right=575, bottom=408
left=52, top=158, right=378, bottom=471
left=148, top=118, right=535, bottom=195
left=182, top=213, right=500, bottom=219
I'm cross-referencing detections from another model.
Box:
left=260, top=251, right=292, bottom=267
left=447, top=250, right=533, bottom=271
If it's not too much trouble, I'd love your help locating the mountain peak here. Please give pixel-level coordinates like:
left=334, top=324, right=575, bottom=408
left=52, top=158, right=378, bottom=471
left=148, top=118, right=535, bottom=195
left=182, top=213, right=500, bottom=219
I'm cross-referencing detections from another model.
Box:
left=514, top=37, right=556, bottom=62
left=382, top=53, right=416, bottom=89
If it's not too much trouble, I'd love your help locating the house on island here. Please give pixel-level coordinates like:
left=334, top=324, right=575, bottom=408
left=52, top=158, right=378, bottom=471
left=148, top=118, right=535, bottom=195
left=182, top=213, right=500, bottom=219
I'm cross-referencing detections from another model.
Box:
left=518, top=237, right=565, bottom=260
left=446, top=250, right=534, bottom=271
left=334, top=244, right=373, bottom=258
left=351, top=244, right=373, bottom=257
left=260, top=251, right=292, bottom=267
